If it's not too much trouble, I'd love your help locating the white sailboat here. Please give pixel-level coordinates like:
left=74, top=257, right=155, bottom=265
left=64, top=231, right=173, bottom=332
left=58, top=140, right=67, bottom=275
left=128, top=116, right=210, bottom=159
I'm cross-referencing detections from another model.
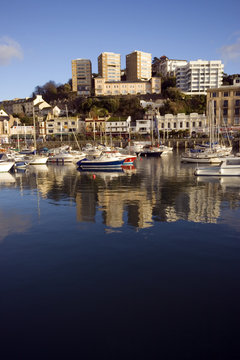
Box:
left=181, top=102, right=231, bottom=163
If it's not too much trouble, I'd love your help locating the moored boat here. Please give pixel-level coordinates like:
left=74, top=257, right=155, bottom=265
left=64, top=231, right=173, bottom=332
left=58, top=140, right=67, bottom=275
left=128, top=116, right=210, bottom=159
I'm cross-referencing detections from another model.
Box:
left=0, top=161, right=15, bottom=172
left=194, top=157, right=240, bottom=176
left=77, top=154, right=126, bottom=169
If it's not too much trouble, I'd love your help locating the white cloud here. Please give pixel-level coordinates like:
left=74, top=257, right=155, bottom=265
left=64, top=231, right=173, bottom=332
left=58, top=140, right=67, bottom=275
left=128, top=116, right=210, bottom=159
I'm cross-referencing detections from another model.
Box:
left=0, top=36, right=23, bottom=66
left=220, top=36, right=240, bottom=62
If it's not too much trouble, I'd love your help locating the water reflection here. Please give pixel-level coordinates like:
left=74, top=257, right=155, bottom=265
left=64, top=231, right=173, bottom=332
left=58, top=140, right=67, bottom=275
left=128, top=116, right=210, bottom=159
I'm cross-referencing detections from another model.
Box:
left=6, top=154, right=240, bottom=230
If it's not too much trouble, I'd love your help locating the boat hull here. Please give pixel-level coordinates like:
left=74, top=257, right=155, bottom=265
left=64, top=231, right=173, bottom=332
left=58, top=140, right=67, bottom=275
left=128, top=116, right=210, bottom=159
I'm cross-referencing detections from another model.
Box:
left=137, top=151, right=163, bottom=157
left=0, top=161, right=15, bottom=172
left=77, top=158, right=125, bottom=169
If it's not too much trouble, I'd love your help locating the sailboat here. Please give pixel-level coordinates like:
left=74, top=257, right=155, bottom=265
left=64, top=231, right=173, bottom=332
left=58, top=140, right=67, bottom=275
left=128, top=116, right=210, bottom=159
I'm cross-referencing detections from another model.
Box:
left=181, top=102, right=232, bottom=163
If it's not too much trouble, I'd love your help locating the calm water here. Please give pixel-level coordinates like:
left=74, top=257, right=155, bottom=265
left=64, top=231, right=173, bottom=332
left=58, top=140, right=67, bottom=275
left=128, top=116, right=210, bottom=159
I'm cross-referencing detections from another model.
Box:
left=1, top=152, right=240, bottom=359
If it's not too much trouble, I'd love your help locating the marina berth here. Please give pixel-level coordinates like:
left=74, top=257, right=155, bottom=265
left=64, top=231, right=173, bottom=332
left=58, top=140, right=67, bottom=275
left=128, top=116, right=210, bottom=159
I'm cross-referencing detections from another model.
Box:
left=194, top=157, right=240, bottom=176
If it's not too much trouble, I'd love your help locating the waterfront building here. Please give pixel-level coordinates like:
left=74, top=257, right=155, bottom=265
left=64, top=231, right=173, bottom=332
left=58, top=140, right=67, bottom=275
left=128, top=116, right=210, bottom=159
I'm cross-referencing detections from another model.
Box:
left=134, top=119, right=151, bottom=135
left=126, top=50, right=152, bottom=81
left=71, top=59, right=92, bottom=95
left=98, top=52, right=121, bottom=82
left=207, top=84, right=240, bottom=131
left=153, top=56, right=187, bottom=77
left=85, top=116, right=110, bottom=136
left=158, top=113, right=207, bottom=134
left=45, top=117, right=84, bottom=138
left=94, top=77, right=161, bottom=96
left=10, top=125, right=35, bottom=138
left=176, top=60, right=224, bottom=95
left=105, top=116, right=131, bottom=135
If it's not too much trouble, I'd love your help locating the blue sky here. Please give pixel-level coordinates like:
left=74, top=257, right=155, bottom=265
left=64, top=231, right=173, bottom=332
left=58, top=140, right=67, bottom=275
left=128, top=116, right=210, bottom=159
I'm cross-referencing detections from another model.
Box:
left=0, top=0, right=240, bottom=101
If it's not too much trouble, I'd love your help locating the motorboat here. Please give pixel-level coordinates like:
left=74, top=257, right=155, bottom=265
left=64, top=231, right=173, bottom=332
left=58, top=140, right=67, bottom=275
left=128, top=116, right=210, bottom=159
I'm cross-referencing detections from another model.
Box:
left=27, top=155, right=48, bottom=165
left=194, top=157, right=240, bottom=176
left=0, top=160, right=15, bottom=172
left=136, top=146, right=163, bottom=157
left=102, top=150, right=137, bottom=165
left=77, top=153, right=126, bottom=169
left=47, top=152, right=75, bottom=163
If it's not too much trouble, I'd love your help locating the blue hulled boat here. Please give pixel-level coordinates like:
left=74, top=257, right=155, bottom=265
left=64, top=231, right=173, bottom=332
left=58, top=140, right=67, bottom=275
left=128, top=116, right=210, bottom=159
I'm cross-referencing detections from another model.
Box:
left=76, top=154, right=126, bottom=170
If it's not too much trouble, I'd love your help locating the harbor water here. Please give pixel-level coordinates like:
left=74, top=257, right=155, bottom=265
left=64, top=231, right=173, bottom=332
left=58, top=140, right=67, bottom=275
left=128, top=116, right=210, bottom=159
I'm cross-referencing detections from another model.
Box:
left=1, top=151, right=240, bottom=359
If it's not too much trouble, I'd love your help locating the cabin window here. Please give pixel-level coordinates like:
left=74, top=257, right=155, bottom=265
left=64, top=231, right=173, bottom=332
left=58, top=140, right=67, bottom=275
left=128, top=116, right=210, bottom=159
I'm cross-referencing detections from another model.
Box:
left=226, top=159, right=240, bottom=166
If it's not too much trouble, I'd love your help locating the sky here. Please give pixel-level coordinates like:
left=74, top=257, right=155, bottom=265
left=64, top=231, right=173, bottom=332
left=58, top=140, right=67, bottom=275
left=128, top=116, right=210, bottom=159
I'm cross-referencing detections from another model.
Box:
left=0, top=0, right=240, bottom=101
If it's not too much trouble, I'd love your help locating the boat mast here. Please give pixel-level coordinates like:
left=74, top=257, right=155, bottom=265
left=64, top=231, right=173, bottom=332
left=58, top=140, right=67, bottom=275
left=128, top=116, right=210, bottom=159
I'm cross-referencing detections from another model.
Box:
left=33, top=106, right=37, bottom=150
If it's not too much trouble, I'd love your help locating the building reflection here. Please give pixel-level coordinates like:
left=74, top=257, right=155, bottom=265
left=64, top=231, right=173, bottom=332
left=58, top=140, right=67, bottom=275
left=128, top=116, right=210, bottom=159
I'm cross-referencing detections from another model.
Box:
left=11, top=157, right=240, bottom=230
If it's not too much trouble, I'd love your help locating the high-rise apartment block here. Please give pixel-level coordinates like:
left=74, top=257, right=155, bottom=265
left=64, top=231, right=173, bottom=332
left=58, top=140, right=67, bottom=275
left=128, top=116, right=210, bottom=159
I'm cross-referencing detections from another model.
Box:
left=126, top=51, right=152, bottom=81
left=176, top=59, right=224, bottom=95
left=72, top=59, right=92, bottom=95
left=98, top=52, right=121, bottom=82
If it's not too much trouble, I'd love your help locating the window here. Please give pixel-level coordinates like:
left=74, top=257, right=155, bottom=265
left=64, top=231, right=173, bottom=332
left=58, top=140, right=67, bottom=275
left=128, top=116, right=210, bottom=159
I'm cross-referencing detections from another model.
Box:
left=234, top=117, right=240, bottom=125
left=192, top=122, right=195, bottom=127
left=212, top=92, right=217, bottom=97
left=168, top=122, right=170, bottom=129
left=223, top=100, right=228, bottom=107
left=180, top=122, right=183, bottom=128
left=186, top=122, right=189, bottom=128
left=235, top=100, right=240, bottom=106
left=174, top=122, right=177, bottom=128
left=224, top=92, right=229, bottom=97
left=235, top=91, right=240, bottom=96
left=235, top=108, right=240, bottom=115
left=223, top=109, right=228, bottom=116
left=64, top=122, right=68, bottom=125
left=161, top=123, right=164, bottom=129
left=223, top=118, right=228, bottom=124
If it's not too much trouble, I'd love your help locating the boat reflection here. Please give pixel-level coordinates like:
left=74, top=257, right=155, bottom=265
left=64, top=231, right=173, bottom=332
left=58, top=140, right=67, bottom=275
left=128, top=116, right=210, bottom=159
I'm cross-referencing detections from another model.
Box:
left=0, top=172, right=16, bottom=185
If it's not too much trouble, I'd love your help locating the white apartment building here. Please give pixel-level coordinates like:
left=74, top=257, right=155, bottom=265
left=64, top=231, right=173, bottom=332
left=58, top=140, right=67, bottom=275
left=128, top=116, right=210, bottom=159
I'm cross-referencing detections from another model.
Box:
left=98, top=52, right=121, bottom=82
left=10, top=125, right=35, bottom=138
left=176, top=60, right=224, bottom=95
left=158, top=113, right=207, bottom=134
left=153, top=56, right=188, bottom=77
left=126, top=50, right=152, bottom=81
left=105, top=116, right=131, bottom=135
left=134, top=119, right=151, bottom=134
left=72, top=59, right=92, bottom=95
